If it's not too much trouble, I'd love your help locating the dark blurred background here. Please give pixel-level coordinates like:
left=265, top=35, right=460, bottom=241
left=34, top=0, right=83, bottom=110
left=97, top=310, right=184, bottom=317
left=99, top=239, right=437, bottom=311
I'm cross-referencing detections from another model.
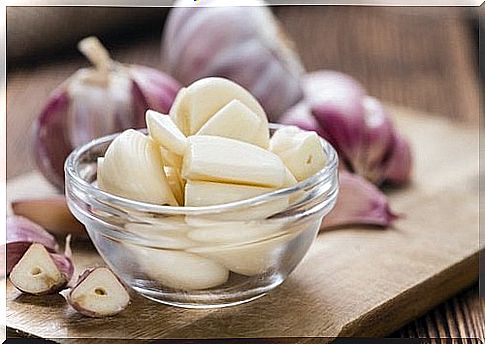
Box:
left=6, top=6, right=483, bottom=338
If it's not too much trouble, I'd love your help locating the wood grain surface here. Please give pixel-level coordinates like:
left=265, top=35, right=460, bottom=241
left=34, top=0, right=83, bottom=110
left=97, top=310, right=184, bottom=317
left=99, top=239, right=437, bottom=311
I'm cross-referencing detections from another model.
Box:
left=6, top=5, right=482, bottom=340
left=5, top=106, right=482, bottom=341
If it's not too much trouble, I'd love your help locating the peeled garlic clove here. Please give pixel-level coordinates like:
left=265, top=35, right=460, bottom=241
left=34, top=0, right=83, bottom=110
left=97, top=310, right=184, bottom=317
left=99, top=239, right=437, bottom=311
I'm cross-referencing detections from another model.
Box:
left=185, top=180, right=275, bottom=207
left=99, top=129, right=178, bottom=206
left=162, top=0, right=304, bottom=121
left=164, top=166, right=184, bottom=205
left=189, top=232, right=297, bottom=276
left=188, top=220, right=283, bottom=245
left=124, top=223, right=193, bottom=249
left=146, top=110, right=187, bottom=155
left=9, top=243, right=71, bottom=295
left=67, top=267, right=130, bottom=318
left=196, top=99, right=269, bottom=148
left=34, top=36, right=180, bottom=190
left=270, top=126, right=326, bottom=181
left=170, top=77, right=269, bottom=135
left=128, top=245, right=229, bottom=290
left=5, top=216, right=59, bottom=275
left=182, top=135, right=287, bottom=188
left=322, top=171, right=398, bottom=228
left=184, top=180, right=289, bottom=223
left=11, top=196, right=87, bottom=239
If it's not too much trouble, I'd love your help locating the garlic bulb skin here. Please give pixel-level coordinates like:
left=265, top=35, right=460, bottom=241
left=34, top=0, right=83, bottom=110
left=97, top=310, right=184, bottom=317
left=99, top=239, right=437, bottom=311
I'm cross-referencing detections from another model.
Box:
left=34, top=37, right=181, bottom=190
left=162, top=0, right=305, bottom=121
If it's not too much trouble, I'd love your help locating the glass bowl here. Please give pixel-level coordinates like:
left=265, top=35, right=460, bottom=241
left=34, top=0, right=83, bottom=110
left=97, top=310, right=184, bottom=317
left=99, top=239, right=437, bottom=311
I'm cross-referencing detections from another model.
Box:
left=65, top=124, right=339, bottom=308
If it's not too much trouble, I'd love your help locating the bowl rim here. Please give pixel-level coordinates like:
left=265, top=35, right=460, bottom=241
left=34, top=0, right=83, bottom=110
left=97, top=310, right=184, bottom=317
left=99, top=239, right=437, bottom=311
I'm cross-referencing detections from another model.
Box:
left=65, top=123, right=339, bottom=216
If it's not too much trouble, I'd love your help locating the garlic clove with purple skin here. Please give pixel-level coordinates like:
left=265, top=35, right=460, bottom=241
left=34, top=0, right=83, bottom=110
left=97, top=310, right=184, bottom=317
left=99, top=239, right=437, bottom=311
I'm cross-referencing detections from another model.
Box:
left=383, top=133, right=413, bottom=185
left=161, top=0, right=305, bottom=121
left=5, top=216, right=60, bottom=275
left=304, top=71, right=367, bottom=172
left=322, top=171, right=398, bottom=229
left=34, top=36, right=181, bottom=190
left=9, top=235, right=73, bottom=294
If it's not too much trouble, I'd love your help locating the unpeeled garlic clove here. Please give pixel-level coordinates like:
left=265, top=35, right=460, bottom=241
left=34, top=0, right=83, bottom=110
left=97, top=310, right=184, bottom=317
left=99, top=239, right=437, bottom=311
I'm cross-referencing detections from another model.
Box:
left=98, top=129, right=178, bottom=206
left=11, top=196, right=87, bottom=239
left=383, top=134, right=413, bottom=185
left=322, top=171, right=398, bottom=228
left=5, top=216, right=59, bottom=275
left=282, top=70, right=412, bottom=186
left=67, top=267, right=130, bottom=318
left=162, top=0, right=304, bottom=121
left=34, top=36, right=181, bottom=190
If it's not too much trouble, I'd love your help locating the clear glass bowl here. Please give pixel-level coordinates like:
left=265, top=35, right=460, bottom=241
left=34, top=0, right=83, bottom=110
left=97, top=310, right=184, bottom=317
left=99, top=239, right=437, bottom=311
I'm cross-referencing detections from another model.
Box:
left=65, top=124, right=339, bottom=309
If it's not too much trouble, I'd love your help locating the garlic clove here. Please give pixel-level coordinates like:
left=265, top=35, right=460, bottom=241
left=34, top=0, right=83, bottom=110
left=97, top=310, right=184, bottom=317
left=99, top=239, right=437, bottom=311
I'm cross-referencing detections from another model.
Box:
left=187, top=220, right=284, bottom=246
left=169, top=87, right=189, bottom=135
left=99, top=129, right=178, bottom=206
left=5, top=215, right=60, bottom=275
left=67, top=267, right=130, bottom=318
left=184, top=180, right=275, bottom=207
left=146, top=110, right=187, bottom=156
left=128, top=245, right=229, bottom=290
left=196, top=99, right=269, bottom=148
left=322, top=171, right=398, bottom=228
left=171, top=77, right=269, bottom=135
left=270, top=126, right=327, bottom=182
left=9, top=243, right=69, bottom=295
left=123, top=223, right=193, bottom=249
left=189, top=232, right=298, bottom=277
left=182, top=135, right=287, bottom=188
left=11, top=196, right=87, bottom=239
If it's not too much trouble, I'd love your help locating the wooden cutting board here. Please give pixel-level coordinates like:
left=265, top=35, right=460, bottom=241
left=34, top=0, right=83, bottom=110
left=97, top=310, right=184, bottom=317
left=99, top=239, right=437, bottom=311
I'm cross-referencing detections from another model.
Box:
left=5, top=106, right=481, bottom=341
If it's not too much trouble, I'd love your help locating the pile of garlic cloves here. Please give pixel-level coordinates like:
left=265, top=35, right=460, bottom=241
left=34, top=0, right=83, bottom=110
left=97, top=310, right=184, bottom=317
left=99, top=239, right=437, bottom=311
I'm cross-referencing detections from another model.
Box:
left=97, top=77, right=326, bottom=207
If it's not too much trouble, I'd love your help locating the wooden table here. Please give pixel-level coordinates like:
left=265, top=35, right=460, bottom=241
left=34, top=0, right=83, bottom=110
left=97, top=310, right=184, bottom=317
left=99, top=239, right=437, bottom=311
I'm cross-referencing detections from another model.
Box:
left=6, top=5, right=483, bottom=340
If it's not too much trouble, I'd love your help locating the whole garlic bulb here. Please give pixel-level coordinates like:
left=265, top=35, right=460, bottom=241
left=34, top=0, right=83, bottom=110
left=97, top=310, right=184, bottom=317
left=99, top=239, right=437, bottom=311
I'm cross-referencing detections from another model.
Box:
left=161, top=0, right=305, bottom=121
left=34, top=37, right=181, bottom=189
left=282, top=71, right=412, bottom=186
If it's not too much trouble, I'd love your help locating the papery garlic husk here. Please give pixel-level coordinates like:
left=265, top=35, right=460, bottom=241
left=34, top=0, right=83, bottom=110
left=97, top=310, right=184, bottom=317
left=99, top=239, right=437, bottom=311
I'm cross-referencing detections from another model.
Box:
left=5, top=216, right=59, bottom=275
left=162, top=0, right=305, bottom=121
left=9, top=235, right=73, bottom=294
left=11, top=196, right=88, bottom=239
left=322, top=171, right=398, bottom=228
left=282, top=70, right=412, bottom=186
left=34, top=36, right=181, bottom=190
